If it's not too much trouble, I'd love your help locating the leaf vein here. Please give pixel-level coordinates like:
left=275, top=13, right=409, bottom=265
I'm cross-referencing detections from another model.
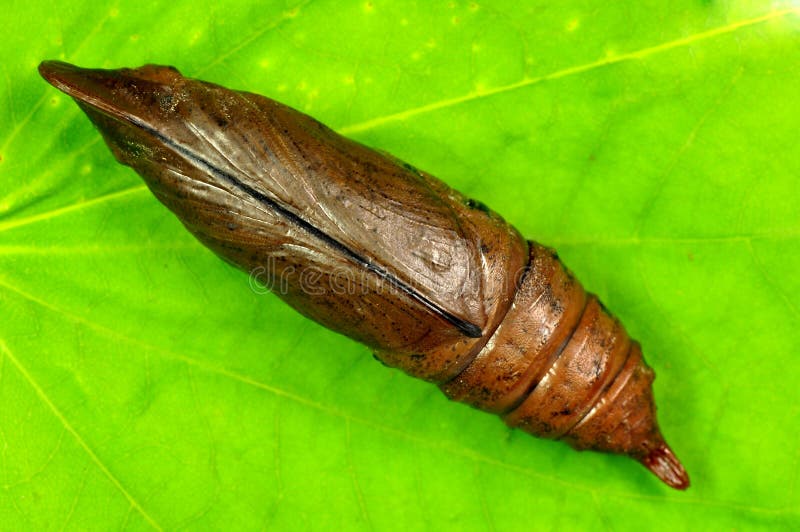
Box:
left=345, top=419, right=373, bottom=531
left=0, top=339, right=163, bottom=531
left=196, top=0, right=317, bottom=76
left=338, top=9, right=798, bottom=135
left=0, top=185, right=147, bottom=233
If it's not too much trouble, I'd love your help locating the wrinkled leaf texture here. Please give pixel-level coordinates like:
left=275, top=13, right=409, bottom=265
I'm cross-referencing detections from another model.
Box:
left=1, top=0, right=799, bottom=530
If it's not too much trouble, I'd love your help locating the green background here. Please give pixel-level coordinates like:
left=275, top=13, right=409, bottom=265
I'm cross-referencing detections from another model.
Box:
left=2, top=0, right=799, bottom=529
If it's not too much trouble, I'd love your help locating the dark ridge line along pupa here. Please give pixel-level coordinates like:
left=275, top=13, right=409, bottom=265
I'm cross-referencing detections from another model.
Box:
left=38, top=60, right=690, bottom=490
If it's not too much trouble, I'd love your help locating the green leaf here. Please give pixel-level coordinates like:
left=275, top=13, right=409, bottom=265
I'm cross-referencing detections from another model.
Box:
left=2, top=1, right=799, bottom=529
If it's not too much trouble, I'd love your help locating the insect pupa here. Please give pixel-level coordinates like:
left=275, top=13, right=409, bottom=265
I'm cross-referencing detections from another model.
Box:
left=39, top=61, right=690, bottom=490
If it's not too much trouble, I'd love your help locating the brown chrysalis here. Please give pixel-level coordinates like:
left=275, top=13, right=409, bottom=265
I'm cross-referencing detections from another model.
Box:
left=39, top=61, right=689, bottom=489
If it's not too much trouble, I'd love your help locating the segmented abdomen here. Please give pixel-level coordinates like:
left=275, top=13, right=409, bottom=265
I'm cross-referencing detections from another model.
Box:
left=439, top=242, right=653, bottom=454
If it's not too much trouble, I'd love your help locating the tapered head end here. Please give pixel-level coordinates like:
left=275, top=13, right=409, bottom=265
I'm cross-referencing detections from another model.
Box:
left=640, top=440, right=690, bottom=490
left=39, top=60, right=76, bottom=82
left=38, top=60, right=184, bottom=115
left=39, top=60, right=88, bottom=95
left=39, top=60, right=124, bottom=113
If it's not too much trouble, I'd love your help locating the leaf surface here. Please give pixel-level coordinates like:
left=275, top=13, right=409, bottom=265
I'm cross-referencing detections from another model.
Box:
left=1, top=1, right=799, bottom=529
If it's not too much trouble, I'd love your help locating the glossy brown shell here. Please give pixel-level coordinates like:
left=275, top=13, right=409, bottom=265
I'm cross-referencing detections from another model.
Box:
left=39, top=61, right=689, bottom=490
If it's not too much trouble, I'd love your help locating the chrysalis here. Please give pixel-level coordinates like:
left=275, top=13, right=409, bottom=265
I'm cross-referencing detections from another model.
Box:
left=39, top=61, right=690, bottom=489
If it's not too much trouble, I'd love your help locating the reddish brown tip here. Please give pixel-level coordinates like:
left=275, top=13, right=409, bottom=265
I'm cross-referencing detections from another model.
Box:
left=38, top=61, right=130, bottom=120
left=640, top=441, right=690, bottom=490
left=38, top=60, right=185, bottom=128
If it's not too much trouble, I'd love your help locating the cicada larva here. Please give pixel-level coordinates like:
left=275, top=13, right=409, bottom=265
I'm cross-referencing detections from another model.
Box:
left=39, top=61, right=690, bottom=490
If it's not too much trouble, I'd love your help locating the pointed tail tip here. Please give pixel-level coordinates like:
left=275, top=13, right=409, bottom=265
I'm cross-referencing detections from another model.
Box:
left=640, top=440, right=690, bottom=490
